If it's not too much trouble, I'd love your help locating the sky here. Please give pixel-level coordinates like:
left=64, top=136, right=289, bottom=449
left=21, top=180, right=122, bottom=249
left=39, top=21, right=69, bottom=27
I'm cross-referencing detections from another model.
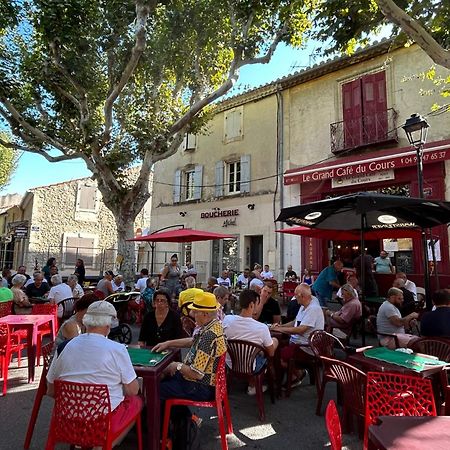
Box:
left=1, top=42, right=322, bottom=196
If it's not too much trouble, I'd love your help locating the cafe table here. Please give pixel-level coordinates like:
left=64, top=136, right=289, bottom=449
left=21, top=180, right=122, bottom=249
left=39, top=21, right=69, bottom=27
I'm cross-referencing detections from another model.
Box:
left=128, top=347, right=181, bottom=450
left=368, top=416, right=450, bottom=450
left=0, top=314, right=56, bottom=382
left=347, top=346, right=448, bottom=378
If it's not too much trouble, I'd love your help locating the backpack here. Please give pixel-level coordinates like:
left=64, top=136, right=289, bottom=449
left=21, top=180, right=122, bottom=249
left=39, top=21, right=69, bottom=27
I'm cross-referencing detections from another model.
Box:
left=172, top=414, right=201, bottom=450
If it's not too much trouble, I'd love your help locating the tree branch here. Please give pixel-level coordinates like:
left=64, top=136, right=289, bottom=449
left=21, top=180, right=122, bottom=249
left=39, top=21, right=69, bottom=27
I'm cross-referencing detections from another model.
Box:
left=0, top=138, right=80, bottom=162
left=241, top=27, right=287, bottom=66
left=376, top=0, right=450, bottom=69
left=102, top=1, right=155, bottom=146
left=0, top=97, right=74, bottom=154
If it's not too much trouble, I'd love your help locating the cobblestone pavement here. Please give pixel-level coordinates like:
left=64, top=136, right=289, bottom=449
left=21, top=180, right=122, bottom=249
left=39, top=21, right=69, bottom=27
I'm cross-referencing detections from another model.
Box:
left=1, top=322, right=365, bottom=449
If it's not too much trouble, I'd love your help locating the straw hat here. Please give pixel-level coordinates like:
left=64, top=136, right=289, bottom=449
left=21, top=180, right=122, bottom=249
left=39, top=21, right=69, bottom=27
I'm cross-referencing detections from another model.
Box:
left=188, top=292, right=220, bottom=311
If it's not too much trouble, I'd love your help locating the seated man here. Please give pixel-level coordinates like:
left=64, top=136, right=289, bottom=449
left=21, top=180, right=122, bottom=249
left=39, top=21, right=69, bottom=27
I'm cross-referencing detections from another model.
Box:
left=395, top=272, right=417, bottom=301
left=205, top=276, right=218, bottom=293
left=254, top=282, right=281, bottom=325
left=236, top=268, right=250, bottom=289
left=217, top=270, right=231, bottom=288
left=223, top=289, right=278, bottom=395
left=47, top=301, right=142, bottom=435
left=213, top=286, right=229, bottom=320
left=48, top=274, right=73, bottom=318
left=25, top=271, right=50, bottom=298
left=153, top=292, right=227, bottom=422
left=261, top=265, right=273, bottom=280
left=272, top=283, right=324, bottom=388
left=178, top=276, right=203, bottom=315
left=420, top=289, right=450, bottom=337
left=376, top=287, right=419, bottom=349
left=392, top=278, right=415, bottom=317
left=325, top=283, right=362, bottom=337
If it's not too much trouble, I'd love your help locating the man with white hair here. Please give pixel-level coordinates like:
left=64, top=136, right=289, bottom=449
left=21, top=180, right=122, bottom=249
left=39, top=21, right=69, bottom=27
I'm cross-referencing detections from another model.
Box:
left=48, top=274, right=73, bottom=318
left=178, top=276, right=203, bottom=315
left=47, top=301, right=142, bottom=431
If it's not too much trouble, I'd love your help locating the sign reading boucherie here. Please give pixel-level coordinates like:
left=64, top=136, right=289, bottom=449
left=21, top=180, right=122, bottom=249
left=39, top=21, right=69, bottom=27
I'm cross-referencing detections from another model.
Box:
left=284, top=141, right=450, bottom=185
left=200, top=209, right=239, bottom=219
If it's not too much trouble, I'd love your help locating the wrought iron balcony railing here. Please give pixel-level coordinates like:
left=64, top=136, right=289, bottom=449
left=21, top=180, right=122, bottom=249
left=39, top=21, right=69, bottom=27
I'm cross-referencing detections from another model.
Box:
left=330, top=108, right=398, bottom=154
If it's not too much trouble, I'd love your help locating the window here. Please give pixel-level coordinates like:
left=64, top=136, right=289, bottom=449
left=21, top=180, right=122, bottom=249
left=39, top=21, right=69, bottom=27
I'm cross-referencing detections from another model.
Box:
left=224, top=106, right=243, bottom=143
left=181, top=133, right=197, bottom=152
left=215, top=155, right=250, bottom=197
left=173, top=165, right=203, bottom=203
left=76, top=182, right=97, bottom=212
left=63, top=234, right=97, bottom=268
left=184, top=170, right=195, bottom=200
left=226, top=161, right=241, bottom=194
left=341, top=70, right=388, bottom=149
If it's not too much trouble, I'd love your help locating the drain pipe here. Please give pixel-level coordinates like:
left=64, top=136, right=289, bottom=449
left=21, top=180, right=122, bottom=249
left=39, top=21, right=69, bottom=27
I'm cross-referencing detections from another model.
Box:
left=275, top=86, right=285, bottom=279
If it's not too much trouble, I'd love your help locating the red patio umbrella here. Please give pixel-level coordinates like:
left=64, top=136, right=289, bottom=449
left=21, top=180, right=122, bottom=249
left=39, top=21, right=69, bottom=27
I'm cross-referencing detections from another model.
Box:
left=276, top=226, right=422, bottom=240
left=128, top=228, right=235, bottom=243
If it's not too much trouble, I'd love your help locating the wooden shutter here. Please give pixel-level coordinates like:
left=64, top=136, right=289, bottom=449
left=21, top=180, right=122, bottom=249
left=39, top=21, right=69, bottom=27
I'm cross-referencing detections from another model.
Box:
left=224, top=107, right=243, bottom=142
left=362, top=71, right=387, bottom=143
left=77, top=184, right=97, bottom=211
left=65, top=236, right=95, bottom=267
left=193, top=165, right=203, bottom=200
left=342, top=78, right=363, bottom=148
left=215, top=161, right=224, bottom=197
left=173, top=170, right=181, bottom=203
left=240, top=154, right=251, bottom=193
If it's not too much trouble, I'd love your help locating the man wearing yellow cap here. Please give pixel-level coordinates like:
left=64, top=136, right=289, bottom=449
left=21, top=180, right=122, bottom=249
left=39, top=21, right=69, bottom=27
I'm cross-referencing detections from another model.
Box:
left=154, top=291, right=227, bottom=406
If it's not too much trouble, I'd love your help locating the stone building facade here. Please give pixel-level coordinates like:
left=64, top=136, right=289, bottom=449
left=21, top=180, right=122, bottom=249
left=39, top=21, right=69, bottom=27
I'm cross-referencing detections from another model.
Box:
left=0, top=177, right=151, bottom=276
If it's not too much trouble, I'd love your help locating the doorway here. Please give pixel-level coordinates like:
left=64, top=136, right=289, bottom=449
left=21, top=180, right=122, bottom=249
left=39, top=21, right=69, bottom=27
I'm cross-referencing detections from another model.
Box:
left=249, top=235, right=263, bottom=268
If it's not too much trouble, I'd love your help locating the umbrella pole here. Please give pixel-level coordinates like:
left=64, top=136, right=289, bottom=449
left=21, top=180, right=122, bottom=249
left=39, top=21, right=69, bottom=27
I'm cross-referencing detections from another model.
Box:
left=360, top=214, right=366, bottom=347
left=421, top=228, right=432, bottom=310
left=150, top=243, right=155, bottom=277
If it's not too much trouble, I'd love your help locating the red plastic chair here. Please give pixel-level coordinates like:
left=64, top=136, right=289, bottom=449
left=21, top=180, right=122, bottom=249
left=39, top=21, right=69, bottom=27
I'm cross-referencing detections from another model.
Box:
left=0, top=323, right=26, bottom=395
left=161, top=353, right=233, bottom=450
left=181, top=315, right=196, bottom=337
left=31, top=303, right=57, bottom=366
left=45, top=380, right=142, bottom=450
left=226, top=339, right=275, bottom=421
left=24, top=341, right=54, bottom=448
left=319, top=356, right=367, bottom=435
left=325, top=400, right=342, bottom=450
left=410, top=337, right=450, bottom=362
left=364, top=371, right=437, bottom=450
left=281, top=281, right=297, bottom=304
left=0, top=300, right=13, bottom=318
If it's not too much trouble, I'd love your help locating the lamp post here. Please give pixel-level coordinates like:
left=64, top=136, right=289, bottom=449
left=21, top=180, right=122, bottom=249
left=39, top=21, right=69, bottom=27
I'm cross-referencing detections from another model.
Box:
left=402, top=113, right=432, bottom=309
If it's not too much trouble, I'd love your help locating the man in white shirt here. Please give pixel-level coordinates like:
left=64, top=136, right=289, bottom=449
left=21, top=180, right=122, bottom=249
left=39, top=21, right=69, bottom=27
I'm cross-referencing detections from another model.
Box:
left=48, top=274, right=73, bottom=318
left=272, top=283, right=324, bottom=388
left=47, top=301, right=142, bottom=431
left=134, top=268, right=149, bottom=293
left=260, top=265, right=273, bottom=280
left=217, top=270, right=231, bottom=288
left=236, top=268, right=250, bottom=289
left=395, top=272, right=417, bottom=302
left=376, top=287, right=419, bottom=349
left=223, top=289, right=278, bottom=395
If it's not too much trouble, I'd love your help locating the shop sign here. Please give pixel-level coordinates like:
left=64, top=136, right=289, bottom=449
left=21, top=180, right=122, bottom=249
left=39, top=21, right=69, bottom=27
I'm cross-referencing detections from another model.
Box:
left=285, top=144, right=450, bottom=185
left=200, top=208, right=239, bottom=219
left=331, top=170, right=395, bottom=188
left=222, top=218, right=237, bottom=227
left=14, top=226, right=28, bottom=239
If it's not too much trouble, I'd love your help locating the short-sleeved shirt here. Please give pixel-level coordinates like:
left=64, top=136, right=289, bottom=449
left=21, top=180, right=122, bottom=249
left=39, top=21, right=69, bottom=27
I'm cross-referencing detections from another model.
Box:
left=184, top=319, right=226, bottom=386
left=374, top=256, right=392, bottom=274
left=217, top=277, right=231, bottom=287
left=135, top=277, right=149, bottom=294
left=47, top=333, right=137, bottom=410
left=333, top=298, right=362, bottom=324
left=223, top=315, right=273, bottom=348
left=261, top=271, right=273, bottom=279
left=377, top=301, right=404, bottom=335
left=290, top=302, right=325, bottom=347
left=420, top=308, right=450, bottom=337
left=258, top=297, right=281, bottom=324
left=138, top=309, right=182, bottom=346
left=312, top=266, right=339, bottom=299
left=236, top=274, right=249, bottom=288
left=25, top=282, right=50, bottom=298
left=285, top=270, right=297, bottom=279
left=178, top=288, right=204, bottom=315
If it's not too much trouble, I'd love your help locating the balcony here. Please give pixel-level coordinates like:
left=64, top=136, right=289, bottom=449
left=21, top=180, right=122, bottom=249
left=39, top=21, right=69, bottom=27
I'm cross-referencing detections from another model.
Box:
left=330, top=108, right=398, bottom=154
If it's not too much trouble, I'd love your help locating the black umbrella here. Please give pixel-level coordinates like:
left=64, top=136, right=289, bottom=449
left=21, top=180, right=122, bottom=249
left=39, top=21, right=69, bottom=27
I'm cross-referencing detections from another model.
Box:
left=277, top=192, right=450, bottom=343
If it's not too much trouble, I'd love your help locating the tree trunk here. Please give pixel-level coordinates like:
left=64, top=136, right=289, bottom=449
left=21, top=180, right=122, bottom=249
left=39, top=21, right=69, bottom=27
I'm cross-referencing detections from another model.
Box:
left=115, top=211, right=138, bottom=286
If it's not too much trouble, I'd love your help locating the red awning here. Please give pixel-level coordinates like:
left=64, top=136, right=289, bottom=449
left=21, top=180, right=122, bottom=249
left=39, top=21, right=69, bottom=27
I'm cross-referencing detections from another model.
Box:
left=284, top=139, right=450, bottom=185
left=128, top=228, right=235, bottom=243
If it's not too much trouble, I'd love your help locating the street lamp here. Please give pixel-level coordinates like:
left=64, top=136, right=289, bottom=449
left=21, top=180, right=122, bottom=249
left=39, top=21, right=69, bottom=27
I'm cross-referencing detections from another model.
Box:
left=402, top=113, right=429, bottom=198
left=402, top=113, right=432, bottom=308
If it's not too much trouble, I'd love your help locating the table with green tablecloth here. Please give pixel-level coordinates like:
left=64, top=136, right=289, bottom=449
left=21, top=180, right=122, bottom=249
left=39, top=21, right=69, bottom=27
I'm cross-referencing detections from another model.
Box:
left=127, top=347, right=170, bottom=367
